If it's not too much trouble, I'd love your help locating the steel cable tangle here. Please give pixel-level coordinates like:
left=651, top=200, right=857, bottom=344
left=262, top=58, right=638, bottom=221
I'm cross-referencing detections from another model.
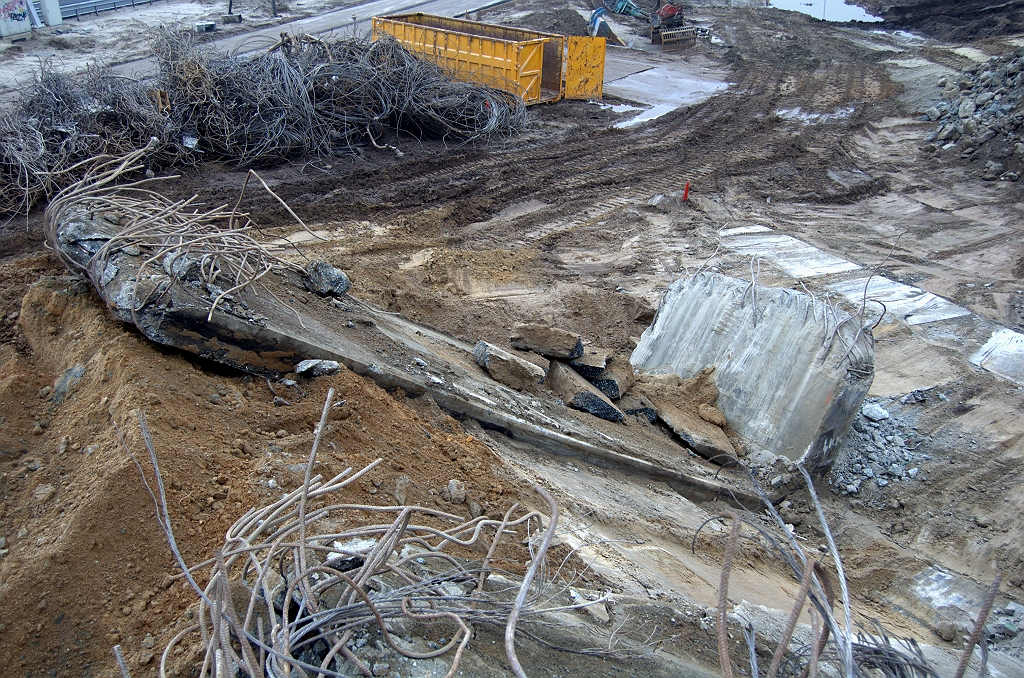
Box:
left=0, top=30, right=527, bottom=215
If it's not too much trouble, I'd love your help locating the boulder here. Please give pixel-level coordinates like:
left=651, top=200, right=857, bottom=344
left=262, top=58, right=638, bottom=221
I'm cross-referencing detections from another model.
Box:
left=510, top=324, right=584, bottom=359
left=631, top=273, right=872, bottom=471
left=547, top=361, right=624, bottom=422
left=473, top=341, right=546, bottom=391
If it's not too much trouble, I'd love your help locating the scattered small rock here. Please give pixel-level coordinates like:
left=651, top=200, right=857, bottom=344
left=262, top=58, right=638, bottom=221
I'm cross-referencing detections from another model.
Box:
left=32, top=484, right=56, bottom=504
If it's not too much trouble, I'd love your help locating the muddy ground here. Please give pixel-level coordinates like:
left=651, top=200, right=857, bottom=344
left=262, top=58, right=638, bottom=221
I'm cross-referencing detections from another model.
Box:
left=2, top=0, right=1024, bottom=676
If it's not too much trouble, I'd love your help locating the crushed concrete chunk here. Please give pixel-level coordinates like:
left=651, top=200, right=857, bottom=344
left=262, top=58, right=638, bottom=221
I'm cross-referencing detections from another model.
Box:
left=295, top=359, right=341, bottom=377
left=567, top=348, right=610, bottom=379
left=510, top=323, right=584, bottom=359
left=473, top=341, right=545, bottom=390
left=304, top=261, right=351, bottom=297
left=591, top=355, right=635, bottom=400
left=547, top=361, right=624, bottom=422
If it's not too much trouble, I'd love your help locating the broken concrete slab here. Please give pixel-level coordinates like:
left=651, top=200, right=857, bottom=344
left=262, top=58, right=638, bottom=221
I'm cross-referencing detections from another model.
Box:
left=591, top=355, right=635, bottom=401
left=547, top=361, right=624, bottom=423
left=653, top=399, right=736, bottom=461
left=631, top=272, right=873, bottom=472
left=567, top=348, right=610, bottom=379
left=618, top=393, right=658, bottom=423
left=510, top=323, right=584, bottom=359
left=632, top=369, right=736, bottom=462
left=473, top=340, right=546, bottom=391
left=45, top=174, right=763, bottom=511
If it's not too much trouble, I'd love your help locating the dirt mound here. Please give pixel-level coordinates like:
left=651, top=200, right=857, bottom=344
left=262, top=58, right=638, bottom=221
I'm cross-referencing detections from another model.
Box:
left=859, top=0, right=1024, bottom=41
left=0, top=259, right=536, bottom=676
left=504, top=8, right=591, bottom=36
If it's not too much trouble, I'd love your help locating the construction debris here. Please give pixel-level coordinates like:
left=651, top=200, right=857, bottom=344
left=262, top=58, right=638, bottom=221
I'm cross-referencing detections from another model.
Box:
left=124, top=395, right=621, bottom=678
left=633, top=369, right=736, bottom=462
left=618, top=393, right=658, bottom=423
left=0, top=31, right=527, bottom=214
left=44, top=147, right=762, bottom=512
left=631, top=272, right=874, bottom=472
left=567, top=347, right=611, bottom=379
left=590, top=354, right=635, bottom=401
left=473, top=340, right=546, bottom=391
left=294, top=358, right=342, bottom=376
left=303, top=261, right=352, bottom=297
left=546, top=360, right=625, bottom=423
left=510, top=323, right=584, bottom=359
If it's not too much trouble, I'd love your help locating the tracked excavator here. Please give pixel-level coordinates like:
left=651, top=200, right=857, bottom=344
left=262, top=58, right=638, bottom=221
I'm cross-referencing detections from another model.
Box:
left=588, top=0, right=696, bottom=49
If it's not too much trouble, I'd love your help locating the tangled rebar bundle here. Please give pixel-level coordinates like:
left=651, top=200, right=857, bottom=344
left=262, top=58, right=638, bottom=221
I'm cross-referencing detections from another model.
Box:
left=120, top=390, right=612, bottom=678
left=1, top=30, right=527, bottom=215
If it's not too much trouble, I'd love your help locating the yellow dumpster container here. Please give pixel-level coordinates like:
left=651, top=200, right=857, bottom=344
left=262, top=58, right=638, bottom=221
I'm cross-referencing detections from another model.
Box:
left=372, top=13, right=604, bottom=105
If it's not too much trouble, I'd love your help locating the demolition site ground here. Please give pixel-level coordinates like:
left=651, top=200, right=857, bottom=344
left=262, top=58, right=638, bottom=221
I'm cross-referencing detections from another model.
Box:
left=2, top=0, right=1024, bottom=677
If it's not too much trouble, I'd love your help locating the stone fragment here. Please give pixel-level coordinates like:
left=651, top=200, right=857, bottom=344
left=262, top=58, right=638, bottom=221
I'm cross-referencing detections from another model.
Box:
left=304, top=261, right=351, bottom=297
left=547, top=361, right=624, bottom=422
left=32, top=484, right=56, bottom=504
left=473, top=341, right=545, bottom=391
left=371, top=663, right=390, bottom=677
left=935, top=620, right=957, bottom=642
left=697, top=403, right=727, bottom=427
left=653, top=398, right=736, bottom=460
left=925, top=107, right=941, bottom=121
left=983, top=161, right=1005, bottom=180
left=958, top=98, right=976, bottom=118
left=618, top=393, right=658, bottom=423
left=590, top=355, right=635, bottom=401
left=567, top=348, right=610, bottom=379
left=447, top=479, right=466, bottom=505
left=295, top=359, right=341, bottom=377
left=974, top=514, right=992, bottom=528
left=510, top=323, right=584, bottom=359
left=586, top=601, right=611, bottom=624
left=862, top=403, right=889, bottom=422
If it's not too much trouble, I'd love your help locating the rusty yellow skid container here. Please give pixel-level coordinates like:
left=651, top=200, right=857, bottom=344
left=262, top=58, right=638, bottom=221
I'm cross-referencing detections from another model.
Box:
left=372, top=13, right=604, bottom=104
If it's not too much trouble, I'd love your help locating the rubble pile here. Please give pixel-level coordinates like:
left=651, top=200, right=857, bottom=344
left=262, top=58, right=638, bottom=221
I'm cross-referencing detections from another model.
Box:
left=0, top=31, right=526, bottom=214
left=474, top=322, right=738, bottom=462
left=923, top=48, right=1024, bottom=180
left=827, top=399, right=928, bottom=498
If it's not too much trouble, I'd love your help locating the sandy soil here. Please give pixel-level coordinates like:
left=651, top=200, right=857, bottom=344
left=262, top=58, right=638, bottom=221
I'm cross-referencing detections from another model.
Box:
left=2, top=0, right=1024, bottom=676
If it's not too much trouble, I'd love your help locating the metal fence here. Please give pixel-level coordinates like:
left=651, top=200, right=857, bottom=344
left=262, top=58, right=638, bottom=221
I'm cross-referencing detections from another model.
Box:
left=59, top=0, right=169, bottom=21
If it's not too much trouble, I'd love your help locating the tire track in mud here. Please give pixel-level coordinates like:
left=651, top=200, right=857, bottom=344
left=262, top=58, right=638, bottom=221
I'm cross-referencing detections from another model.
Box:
left=227, top=8, right=904, bottom=257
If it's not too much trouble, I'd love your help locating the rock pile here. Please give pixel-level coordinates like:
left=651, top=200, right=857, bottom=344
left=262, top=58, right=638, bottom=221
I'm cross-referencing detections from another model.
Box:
left=827, top=399, right=928, bottom=498
left=923, top=48, right=1024, bottom=180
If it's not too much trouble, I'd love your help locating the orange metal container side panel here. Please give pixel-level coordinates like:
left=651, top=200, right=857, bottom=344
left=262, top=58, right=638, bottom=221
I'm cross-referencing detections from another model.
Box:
left=372, top=15, right=555, bottom=104
left=564, top=37, right=606, bottom=99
